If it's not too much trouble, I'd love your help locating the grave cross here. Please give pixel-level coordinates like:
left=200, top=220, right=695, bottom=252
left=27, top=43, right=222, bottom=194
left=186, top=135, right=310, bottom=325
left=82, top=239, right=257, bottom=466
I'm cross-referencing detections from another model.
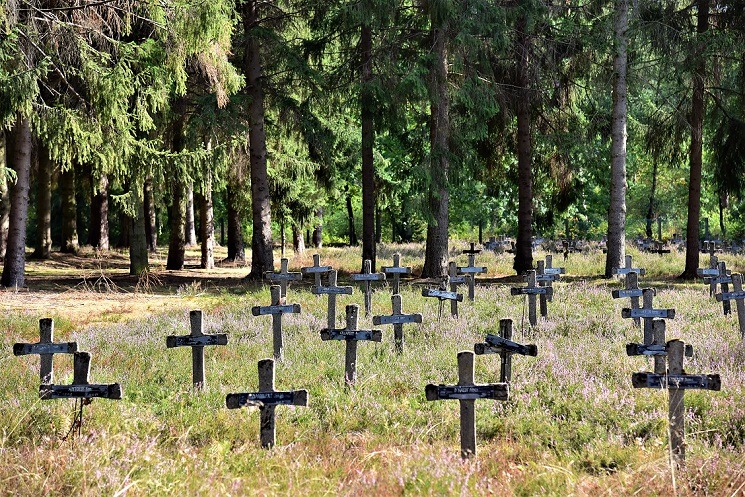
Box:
left=321, top=304, right=382, bottom=385
left=13, top=318, right=77, bottom=384
left=611, top=271, right=644, bottom=328
left=421, top=272, right=464, bottom=319
left=511, top=270, right=552, bottom=326
left=631, top=339, right=721, bottom=469
left=312, top=269, right=353, bottom=330
left=373, top=294, right=423, bottom=353
left=381, top=253, right=411, bottom=295
left=539, top=254, right=565, bottom=304
left=474, top=319, right=537, bottom=383
left=425, top=350, right=509, bottom=458
left=612, top=255, right=646, bottom=278
left=301, top=254, right=332, bottom=288
left=251, top=286, right=302, bottom=360
left=697, top=252, right=721, bottom=297
left=40, top=351, right=122, bottom=400
left=266, top=258, right=302, bottom=299
left=626, top=319, right=692, bottom=375
left=166, top=310, right=229, bottom=389
left=458, top=243, right=487, bottom=301
left=716, top=273, right=745, bottom=339
left=351, top=259, right=386, bottom=316
left=448, top=261, right=468, bottom=317
left=621, top=288, right=674, bottom=344
left=225, top=358, right=308, bottom=448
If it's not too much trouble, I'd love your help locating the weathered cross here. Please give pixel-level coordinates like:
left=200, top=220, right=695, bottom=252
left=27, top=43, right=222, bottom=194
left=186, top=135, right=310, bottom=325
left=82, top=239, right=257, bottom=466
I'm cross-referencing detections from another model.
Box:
left=631, top=339, right=720, bottom=469
left=301, top=254, right=332, bottom=289
left=511, top=270, right=552, bottom=326
left=612, top=255, right=646, bottom=278
left=422, top=273, right=464, bottom=319
left=40, top=351, right=122, bottom=400
left=621, top=288, right=674, bottom=344
left=266, top=258, right=302, bottom=299
left=626, top=319, right=692, bottom=375
left=166, top=310, right=229, bottom=390
left=373, top=294, right=422, bottom=354
left=321, top=304, right=382, bottom=385
left=312, top=269, right=353, bottom=329
left=474, top=319, right=537, bottom=383
left=458, top=243, right=487, bottom=301
left=425, top=350, right=509, bottom=458
left=448, top=261, right=469, bottom=317
left=538, top=254, right=565, bottom=303
left=225, top=358, right=308, bottom=448
left=351, top=259, right=386, bottom=316
left=611, top=271, right=645, bottom=328
left=252, top=286, right=302, bottom=360
left=14, top=318, right=77, bottom=384
left=716, top=273, right=745, bottom=339
left=381, top=253, right=411, bottom=295
left=697, top=251, right=722, bottom=297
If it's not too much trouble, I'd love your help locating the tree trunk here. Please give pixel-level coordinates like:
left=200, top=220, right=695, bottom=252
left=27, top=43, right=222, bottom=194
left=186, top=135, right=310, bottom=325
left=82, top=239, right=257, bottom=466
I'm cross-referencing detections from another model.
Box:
left=166, top=97, right=187, bottom=271
left=130, top=187, right=149, bottom=275
left=200, top=173, right=215, bottom=269
left=361, top=22, right=376, bottom=272
left=513, top=12, right=533, bottom=275
left=144, top=176, right=157, bottom=252
left=1, top=116, right=32, bottom=288
left=89, top=173, right=109, bottom=250
left=226, top=184, right=245, bottom=261
left=34, top=141, right=52, bottom=259
left=59, top=165, right=79, bottom=254
left=312, top=207, right=323, bottom=248
left=346, top=193, right=358, bottom=245
left=422, top=21, right=451, bottom=279
left=682, top=0, right=709, bottom=279
left=0, top=131, right=9, bottom=260
left=645, top=158, right=658, bottom=239
left=375, top=206, right=382, bottom=244
left=185, top=181, right=197, bottom=247
left=117, top=204, right=131, bottom=249
left=604, top=0, right=628, bottom=278
left=243, top=0, right=274, bottom=280
left=719, top=191, right=727, bottom=238
left=292, top=224, right=305, bottom=254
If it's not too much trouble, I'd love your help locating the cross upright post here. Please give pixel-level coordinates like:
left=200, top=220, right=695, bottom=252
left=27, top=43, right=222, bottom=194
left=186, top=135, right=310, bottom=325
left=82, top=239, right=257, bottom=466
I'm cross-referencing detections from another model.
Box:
left=13, top=318, right=77, bottom=384
left=39, top=351, right=122, bottom=400
left=373, top=294, right=422, bottom=353
left=716, top=273, right=745, bottom=339
left=166, top=310, right=229, bottom=389
left=449, top=261, right=468, bottom=317
left=621, top=288, right=674, bottom=344
left=266, top=258, right=302, bottom=299
left=321, top=304, right=382, bottom=385
left=351, top=259, right=386, bottom=316
left=474, top=319, right=537, bottom=383
left=718, top=261, right=732, bottom=315
left=541, top=254, right=565, bottom=303
left=381, top=253, right=411, bottom=295
left=301, top=254, right=332, bottom=289
left=312, top=269, right=353, bottom=330
left=511, top=270, right=551, bottom=326
left=458, top=244, right=486, bottom=301
left=251, top=286, right=302, bottom=360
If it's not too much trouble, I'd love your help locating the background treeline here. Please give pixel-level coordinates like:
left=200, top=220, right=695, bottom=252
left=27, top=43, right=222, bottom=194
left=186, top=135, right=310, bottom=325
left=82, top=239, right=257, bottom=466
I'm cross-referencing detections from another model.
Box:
left=1, top=1, right=744, bottom=286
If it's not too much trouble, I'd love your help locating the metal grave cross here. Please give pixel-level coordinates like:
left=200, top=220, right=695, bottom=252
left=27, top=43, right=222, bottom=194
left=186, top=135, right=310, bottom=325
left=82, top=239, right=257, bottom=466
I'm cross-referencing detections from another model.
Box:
left=166, top=310, right=228, bottom=390
left=312, top=269, right=353, bottom=329
left=225, top=358, right=308, bottom=448
left=612, top=255, right=646, bottom=278
left=266, top=258, right=302, bottom=299
left=321, top=304, right=382, bottom=385
left=716, top=273, right=745, bottom=339
left=351, top=259, right=386, bottom=316
left=381, top=253, right=411, bottom=295
left=425, top=350, right=509, bottom=459
left=611, top=271, right=645, bottom=328
left=301, top=254, right=332, bottom=288
left=626, top=319, right=692, bottom=375
left=14, top=318, right=77, bottom=384
left=252, top=286, right=302, bottom=360
left=40, top=351, right=122, bottom=400
left=458, top=243, right=487, bottom=301
left=631, top=339, right=721, bottom=469
left=621, top=288, right=674, bottom=344
left=474, top=319, right=537, bottom=383
left=373, top=294, right=422, bottom=353
left=511, top=270, right=552, bottom=326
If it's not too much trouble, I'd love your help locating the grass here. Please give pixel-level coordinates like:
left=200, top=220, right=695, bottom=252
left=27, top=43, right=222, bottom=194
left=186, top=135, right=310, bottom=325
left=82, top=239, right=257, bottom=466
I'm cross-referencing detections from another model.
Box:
left=2, top=243, right=745, bottom=495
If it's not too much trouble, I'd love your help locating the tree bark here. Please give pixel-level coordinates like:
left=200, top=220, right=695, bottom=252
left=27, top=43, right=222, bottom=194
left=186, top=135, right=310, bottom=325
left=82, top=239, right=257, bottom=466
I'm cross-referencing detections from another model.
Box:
left=59, top=165, right=79, bottom=254
left=292, top=224, right=305, bottom=254
left=682, top=0, right=710, bottom=279
left=346, top=193, right=358, bottom=245
left=312, top=207, right=323, bottom=248
left=200, top=174, right=215, bottom=269
left=144, top=176, right=157, bottom=252
left=130, top=187, right=149, bottom=275
left=1, top=116, right=32, bottom=288
left=361, top=23, right=376, bottom=272
left=0, top=131, right=9, bottom=260
left=226, top=184, right=245, bottom=261
left=185, top=181, right=197, bottom=247
left=89, top=173, right=109, bottom=250
left=166, top=96, right=187, bottom=271
left=243, top=0, right=274, bottom=280
left=604, top=0, right=628, bottom=278
left=645, top=158, right=658, bottom=239
left=34, top=141, right=52, bottom=259
left=513, top=12, right=533, bottom=275
left=422, top=21, right=450, bottom=279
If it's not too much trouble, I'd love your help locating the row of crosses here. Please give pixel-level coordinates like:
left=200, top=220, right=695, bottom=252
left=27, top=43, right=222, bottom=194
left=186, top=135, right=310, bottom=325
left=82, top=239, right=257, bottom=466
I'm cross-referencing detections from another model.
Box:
left=697, top=247, right=745, bottom=338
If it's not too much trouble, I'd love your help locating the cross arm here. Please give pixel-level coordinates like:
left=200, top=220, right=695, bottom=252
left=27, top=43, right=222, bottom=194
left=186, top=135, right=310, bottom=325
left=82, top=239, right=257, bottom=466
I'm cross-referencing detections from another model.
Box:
left=14, top=342, right=78, bottom=356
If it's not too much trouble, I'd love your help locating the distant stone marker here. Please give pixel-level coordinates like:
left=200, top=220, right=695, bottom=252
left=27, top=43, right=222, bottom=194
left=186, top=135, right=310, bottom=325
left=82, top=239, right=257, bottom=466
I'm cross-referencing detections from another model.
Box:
left=225, top=358, right=308, bottom=448
left=474, top=319, right=537, bottom=383
left=381, top=253, right=411, bottom=295
left=425, top=351, right=508, bottom=458
left=251, top=286, right=301, bottom=360
left=40, top=351, right=122, bottom=400
left=321, top=304, right=382, bottom=385
left=373, top=294, right=422, bottom=353
left=301, top=254, right=332, bottom=288
left=266, top=258, right=302, bottom=299
left=166, top=310, right=228, bottom=390
left=716, top=273, right=745, bottom=339
left=621, top=288, right=674, bottom=344
left=13, top=318, right=77, bottom=384
left=511, top=270, right=552, bottom=326
left=458, top=243, right=487, bottom=301
left=312, top=269, right=353, bottom=329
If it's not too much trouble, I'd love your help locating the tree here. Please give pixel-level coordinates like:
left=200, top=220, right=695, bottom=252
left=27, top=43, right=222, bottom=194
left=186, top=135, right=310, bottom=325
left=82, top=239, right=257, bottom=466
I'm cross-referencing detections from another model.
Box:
left=34, top=141, right=52, bottom=258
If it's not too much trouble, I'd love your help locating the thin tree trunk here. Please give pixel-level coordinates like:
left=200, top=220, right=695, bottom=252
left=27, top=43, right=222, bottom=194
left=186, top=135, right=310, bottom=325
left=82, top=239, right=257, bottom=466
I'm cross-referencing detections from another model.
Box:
left=604, top=0, right=628, bottom=278
left=513, top=12, right=533, bottom=275
left=166, top=97, right=187, bottom=271
left=34, top=141, right=52, bottom=259
left=312, top=207, right=323, bottom=248
left=59, top=165, right=79, bottom=254
left=646, top=158, right=658, bottom=239
left=719, top=191, right=727, bottom=238
left=200, top=173, right=215, bottom=269
left=0, top=131, right=9, bottom=260
left=1, top=115, right=32, bottom=288
left=244, top=0, right=274, bottom=279
left=226, top=184, right=245, bottom=261
left=144, top=176, right=157, bottom=252
left=292, top=224, right=305, bottom=254
left=89, top=173, right=109, bottom=250
left=682, top=0, right=710, bottom=279
left=375, top=206, right=382, bottom=244
left=130, top=187, right=148, bottom=275
left=361, top=22, right=376, bottom=272
left=185, top=182, right=197, bottom=247
left=346, top=193, right=358, bottom=245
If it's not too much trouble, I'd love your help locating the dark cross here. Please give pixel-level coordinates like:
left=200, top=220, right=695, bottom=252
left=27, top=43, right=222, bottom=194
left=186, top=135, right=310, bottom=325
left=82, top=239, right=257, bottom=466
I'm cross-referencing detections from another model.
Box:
left=321, top=304, right=382, bottom=385
left=351, top=259, right=386, bottom=316
left=621, top=288, right=674, bottom=344
left=511, top=270, right=552, bottom=326
left=252, top=286, right=302, bottom=360
left=40, top=351, right=122, bottom=400
left=704, top=217, right=710, bottom=241
left=266, top=258, right=302, bottom=299
left=458, top=243, right=487, bottom=301
left=373, top=294, right=422, bottom=353
left=301, top=254, right=332, bottom=289
left=612, top=255, right=646, bottom=278
left=13, top=318, right=77, bottom=384
left=535, top=261, right=558, bottom=318
left=716, top=273, right=745, bottom=339
left=425, top=350, right=509, bottom=459
left=448, top=261, right=469, bottom=317
left=166, top=310, right=229, bottom=390
left=312, top=269, right=353, bottom=330
left=649, top=240, right=671, bottom=255
left=626, top=319, right=692, bottom=375
left=381, top=253, right=411, bottom=295
left=422, top=277, right=464, bottom=320
left=225, top=358, right=308, bottom=448
left=611, top=271, right=645, bottom=328
left=632, top=339, right=721, bottom=470
left=474, top=319, right=537, bottom=383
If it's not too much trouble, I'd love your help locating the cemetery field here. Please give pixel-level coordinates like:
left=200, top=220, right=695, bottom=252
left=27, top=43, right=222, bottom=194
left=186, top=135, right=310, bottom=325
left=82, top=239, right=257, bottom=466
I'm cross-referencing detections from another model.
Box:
left=3, top=245, right=745, bottom=496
